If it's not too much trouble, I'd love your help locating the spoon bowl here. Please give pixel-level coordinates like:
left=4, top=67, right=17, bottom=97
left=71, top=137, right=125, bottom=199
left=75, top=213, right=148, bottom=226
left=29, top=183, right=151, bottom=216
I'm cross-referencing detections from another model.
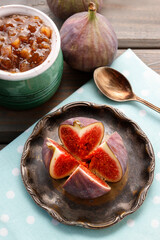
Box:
left=94, top=66, right=160, bottom=113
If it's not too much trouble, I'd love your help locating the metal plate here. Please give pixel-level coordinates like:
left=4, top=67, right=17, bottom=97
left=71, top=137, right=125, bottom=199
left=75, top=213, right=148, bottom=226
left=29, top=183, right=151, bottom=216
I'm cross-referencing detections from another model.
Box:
left=21, top=101, right=155, bottom=229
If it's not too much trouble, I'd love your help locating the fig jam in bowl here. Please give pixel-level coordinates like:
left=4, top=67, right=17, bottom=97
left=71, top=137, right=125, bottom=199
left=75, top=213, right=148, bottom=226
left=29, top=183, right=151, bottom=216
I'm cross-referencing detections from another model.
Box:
left=0, top=5, right=63, bottom=110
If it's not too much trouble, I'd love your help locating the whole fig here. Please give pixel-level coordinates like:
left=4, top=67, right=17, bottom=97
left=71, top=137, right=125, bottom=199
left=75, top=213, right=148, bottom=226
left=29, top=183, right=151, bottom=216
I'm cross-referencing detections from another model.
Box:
left=47, top=0, right=103, bottom=20
left=60, top=2, right=118, bottom=72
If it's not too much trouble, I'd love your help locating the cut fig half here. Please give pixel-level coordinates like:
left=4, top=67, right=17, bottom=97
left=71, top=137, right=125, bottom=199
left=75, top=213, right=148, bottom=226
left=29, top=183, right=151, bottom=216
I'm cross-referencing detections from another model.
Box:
left=42, top=138, right=79, bottom=179
left=107, top=132, right=128, bottom=176
left=59, top=117, right=104, bottom=160
left=63, top=165, right=111, bottom=199
left=87, top=132, right=128, bottom=182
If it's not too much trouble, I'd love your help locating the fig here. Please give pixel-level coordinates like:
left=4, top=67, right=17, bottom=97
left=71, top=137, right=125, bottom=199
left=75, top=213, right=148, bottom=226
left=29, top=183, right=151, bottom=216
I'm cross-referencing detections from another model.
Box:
left=42, top=138, right=79, bottom=179
left=86, top=132, right=128, bottom=182
left=107, top=132, right=128, bottom=176
left=47, top=0, right=103, bottom=20
left=63, top=165, right=111, bottom=199
left=60, top=2, right=118, bottom=72
left=59, top=117, right=104, bottom=160
left=47, top=0, right=103, bottom=19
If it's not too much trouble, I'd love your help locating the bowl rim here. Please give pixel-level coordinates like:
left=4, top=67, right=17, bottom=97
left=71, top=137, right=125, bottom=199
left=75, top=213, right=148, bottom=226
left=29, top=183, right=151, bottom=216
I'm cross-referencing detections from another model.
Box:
left=0, top=4, right=61, bottom=81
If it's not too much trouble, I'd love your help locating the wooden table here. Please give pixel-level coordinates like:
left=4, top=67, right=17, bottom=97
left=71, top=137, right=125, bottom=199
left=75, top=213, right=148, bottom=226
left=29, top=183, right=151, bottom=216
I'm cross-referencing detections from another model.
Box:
left=0, top=0, right=160, bottom=149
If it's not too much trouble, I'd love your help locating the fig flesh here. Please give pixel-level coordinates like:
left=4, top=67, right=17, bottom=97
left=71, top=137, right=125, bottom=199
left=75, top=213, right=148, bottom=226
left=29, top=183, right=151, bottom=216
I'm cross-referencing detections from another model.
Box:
left=86, top=132, right=128, bottom=182
left=59, top=117, right=104, bottom=160
left=60, top=2, right=118, bottom=72
left=42, top=138, right=79, bottom=179
left=47, top=0, right=103, bottom=20
left=63, top=165, right=111, bottom=199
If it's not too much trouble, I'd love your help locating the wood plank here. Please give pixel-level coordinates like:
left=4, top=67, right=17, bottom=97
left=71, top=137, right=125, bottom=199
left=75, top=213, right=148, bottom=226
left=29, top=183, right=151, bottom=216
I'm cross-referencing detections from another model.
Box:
left=0, top=145, right=6, bottom=150
left=101, top=0, right=160, bottom=48
left=1, top=0, right=160, bottom=47
left=0, top=49, right=160, bottom=144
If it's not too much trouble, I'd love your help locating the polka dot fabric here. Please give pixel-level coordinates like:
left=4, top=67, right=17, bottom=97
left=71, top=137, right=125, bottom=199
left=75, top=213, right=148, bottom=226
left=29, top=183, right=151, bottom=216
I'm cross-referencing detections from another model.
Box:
left=0, top=49, right=160, bottom=239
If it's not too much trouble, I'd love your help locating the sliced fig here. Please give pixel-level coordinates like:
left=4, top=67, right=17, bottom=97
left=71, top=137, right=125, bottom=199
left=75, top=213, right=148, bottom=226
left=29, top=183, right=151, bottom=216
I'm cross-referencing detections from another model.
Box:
left=87, top=132, right=128, bottom=182
left=59, top=117, right=104, bottom=160
left=42, top=138, right=79, bottom=179
left=63, top=165, right=111, bottom=199
left=107, top=132, right=128, bottom=176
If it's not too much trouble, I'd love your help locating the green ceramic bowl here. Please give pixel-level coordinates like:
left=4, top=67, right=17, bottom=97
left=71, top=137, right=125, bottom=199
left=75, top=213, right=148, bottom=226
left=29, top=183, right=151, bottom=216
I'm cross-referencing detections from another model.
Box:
left=0, top=5, right=63, bottom=110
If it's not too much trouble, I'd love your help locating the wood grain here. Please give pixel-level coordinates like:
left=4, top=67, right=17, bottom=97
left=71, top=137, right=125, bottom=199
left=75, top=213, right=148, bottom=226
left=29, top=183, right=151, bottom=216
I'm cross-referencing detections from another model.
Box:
left=101, top=0, right=160, bottom=48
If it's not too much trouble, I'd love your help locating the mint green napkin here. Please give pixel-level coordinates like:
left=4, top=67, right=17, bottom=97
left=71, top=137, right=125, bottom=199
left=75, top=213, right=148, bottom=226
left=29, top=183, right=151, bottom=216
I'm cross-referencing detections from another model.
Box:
left=0, top=49, right=160, bottom=240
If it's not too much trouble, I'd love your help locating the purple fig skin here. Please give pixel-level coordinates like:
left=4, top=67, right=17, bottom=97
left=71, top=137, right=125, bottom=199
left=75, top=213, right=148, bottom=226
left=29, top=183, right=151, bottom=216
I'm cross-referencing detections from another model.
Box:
left=60, top=117, right=99, bottom=127
left=107, top=132, right=128, bottom=175
left=60, top=3, right=118, bottom=72
left=63, top=165, right=111, bottom=199
left=47, top=0, right=103, bottom=20
left=42, top=138, right=53, bottom=171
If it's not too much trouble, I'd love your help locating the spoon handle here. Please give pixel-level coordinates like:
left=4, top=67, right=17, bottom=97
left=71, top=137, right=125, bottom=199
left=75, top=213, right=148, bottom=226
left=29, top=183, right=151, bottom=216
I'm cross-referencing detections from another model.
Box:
left=135, top=96, right=160, bottom=113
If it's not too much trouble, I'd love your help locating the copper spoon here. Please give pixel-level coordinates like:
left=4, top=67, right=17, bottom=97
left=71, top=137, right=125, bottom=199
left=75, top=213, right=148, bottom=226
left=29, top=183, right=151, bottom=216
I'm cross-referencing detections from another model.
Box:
left=94, top=67, right=160, bottom=113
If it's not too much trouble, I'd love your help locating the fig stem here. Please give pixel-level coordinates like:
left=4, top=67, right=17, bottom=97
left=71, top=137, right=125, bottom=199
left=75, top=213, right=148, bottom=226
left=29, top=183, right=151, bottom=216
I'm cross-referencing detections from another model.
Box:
left=88, top=2, right=96, bottom=21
